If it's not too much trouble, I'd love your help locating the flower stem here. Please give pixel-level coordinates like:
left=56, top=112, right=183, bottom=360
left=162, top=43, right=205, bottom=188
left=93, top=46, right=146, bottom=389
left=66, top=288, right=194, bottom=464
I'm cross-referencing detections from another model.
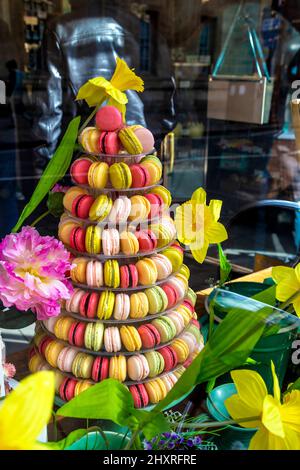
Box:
left=30, top=210, right=50, bottom=228
left=78, top=100, right=105, bottom=134
left=178, top=415, right=260, bottom=429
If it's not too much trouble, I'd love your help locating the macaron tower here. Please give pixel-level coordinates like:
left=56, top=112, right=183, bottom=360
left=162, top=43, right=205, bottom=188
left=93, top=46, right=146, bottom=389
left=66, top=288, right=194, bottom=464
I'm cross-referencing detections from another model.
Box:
left=30, top=75, right=204, bottom=408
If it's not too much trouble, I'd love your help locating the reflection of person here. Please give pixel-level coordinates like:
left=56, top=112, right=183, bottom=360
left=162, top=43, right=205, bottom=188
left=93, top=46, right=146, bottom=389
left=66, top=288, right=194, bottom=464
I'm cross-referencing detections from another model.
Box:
left=0, top=19, right=18, bottom=238
left=31, top=0, right=176, bottom=173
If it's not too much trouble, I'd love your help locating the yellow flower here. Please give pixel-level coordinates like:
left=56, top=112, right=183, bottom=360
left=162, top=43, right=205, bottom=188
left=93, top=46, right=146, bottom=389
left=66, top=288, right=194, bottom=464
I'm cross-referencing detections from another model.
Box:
left=76, top=57, right=144, bottom=117
left=272, top=265, right=300, bottom=317
left=0, top=371, right=55, bottom=450
left=175, top=187, right=228, bottom=263
left=225, top=363, right=300, bottom=450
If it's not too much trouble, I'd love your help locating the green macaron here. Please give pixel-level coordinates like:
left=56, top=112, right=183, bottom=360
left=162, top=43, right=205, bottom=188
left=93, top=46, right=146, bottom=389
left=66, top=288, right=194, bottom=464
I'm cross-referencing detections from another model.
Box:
left=186, top=287, right=197, bottom=307
left=84, top=322, right=104, bottom=351
left=187, top=323, right=202, bottom=343
left=144, top=351, right=165, bottom=378
left=145, top=286, right=168, bottom=314
left=152, top=317, right=177, bottom=342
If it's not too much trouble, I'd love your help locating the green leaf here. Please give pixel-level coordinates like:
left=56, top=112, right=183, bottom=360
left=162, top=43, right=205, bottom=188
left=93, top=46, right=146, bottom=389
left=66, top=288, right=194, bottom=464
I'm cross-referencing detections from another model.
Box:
left=56, top=379, right=134, bottom=426
left=0, top=303, right=36, bottom=329
left=218, top=243, right=232, bottom=285
left=287, top=377, right=300, bottom=393
left=47, top=192, right=65, bottom=218
left=47, top=429, right=90, bottom=450
left=132, top=409, right=170, bottom=440
left=12, top=116, right=81, bottom=232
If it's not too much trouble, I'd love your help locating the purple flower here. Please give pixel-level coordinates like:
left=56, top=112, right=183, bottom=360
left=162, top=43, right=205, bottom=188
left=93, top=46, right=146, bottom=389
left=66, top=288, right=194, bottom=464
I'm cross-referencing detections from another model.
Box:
left=51, top=184, right=69, bottom=194
left=168, top=441, right=175, bottom=449
left=162, top=432, right=171, bottom=439
left=193, top=436, right=202, bottom=446
left=144, top=441, right=153, bottom=450
left=171, top=432, right=180, bottom=440
left=187, top=438, right=194, bottom=447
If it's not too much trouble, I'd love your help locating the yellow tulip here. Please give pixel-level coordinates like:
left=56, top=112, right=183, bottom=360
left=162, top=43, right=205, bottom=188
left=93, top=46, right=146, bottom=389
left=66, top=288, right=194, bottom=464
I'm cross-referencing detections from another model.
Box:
left=175, top=187, right=228, bottom=263
left=225, top=363, right=300, bottom=450
left=0, top=371, right=55, bottom=450
left=76, top=57, right=144, bottom=117
left=272, top=265, right=300, bottom=317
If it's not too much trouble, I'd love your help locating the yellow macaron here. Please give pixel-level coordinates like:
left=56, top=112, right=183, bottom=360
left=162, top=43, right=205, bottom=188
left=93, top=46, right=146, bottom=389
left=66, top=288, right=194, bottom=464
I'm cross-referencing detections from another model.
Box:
left=120, top=325, right=142, bottom=352
left=109, top=162, right=132, bottom=189
left=71, top=257, right=88, bottom=284
left=145, top=378, right=167, bottom=404
left=109, top=355, right=127, bottom=382
left=85, top=225, right=102, bottom=254
left=88, top=161, right=109, bottom=189
left=120, top=231, right=139, bottom=255
left=44, top=340, right=65, bottom=368
left=89, top=194, right=113, bottom=222
left=129, top=195, right=151, bottom=221
left=135, top=258, right=158, bottom=285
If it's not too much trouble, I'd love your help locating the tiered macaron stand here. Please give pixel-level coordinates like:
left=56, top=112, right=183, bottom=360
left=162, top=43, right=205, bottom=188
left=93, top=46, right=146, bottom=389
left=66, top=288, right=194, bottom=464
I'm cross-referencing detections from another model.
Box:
left=31, top=148, right=201, bottom=409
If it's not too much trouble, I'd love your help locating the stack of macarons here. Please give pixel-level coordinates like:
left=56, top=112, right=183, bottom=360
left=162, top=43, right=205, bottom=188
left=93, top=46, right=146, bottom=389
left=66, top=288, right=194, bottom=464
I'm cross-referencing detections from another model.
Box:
left=70, top=253, right=176, bottom=288
left=34, top=331, right=195, bottom=382
left=78, top=105, right=155, bottom=157
left=63, top=188, right=169, bottom=223
left=58, top=218, right=175, bottom=256
left=63, top=280, right=187, bottom=320
left=71, top=155, right=162, bottom=189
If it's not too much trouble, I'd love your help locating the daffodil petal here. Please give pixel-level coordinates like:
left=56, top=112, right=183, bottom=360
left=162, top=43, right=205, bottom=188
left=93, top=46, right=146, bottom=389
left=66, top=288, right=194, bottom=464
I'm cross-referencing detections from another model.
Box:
left=262, top=395, right=285, bottom=438
left=292, top=295, right=300, bottom=317
left=249, top=427, right=271, bottom=450
left=230, top=369, right=267, bottom=411
left=271, top=361, right=281, bottom=403
left=209, top=199, right=223, bottom=222
left=110, top=57, right=144, bottom=92
left=206, top=221, right=228, bottom=244
left=281, top=390, right=300, bottom=433
left=276, top=275, right=300, bottom=302
left=295, top=263, right=300, bottom=283
left=224, top=395, right=261, bottom=428
left=191, top=240, right=209, bottom=264
left=0, top=371, right=54, bottom=450
left=272, top=266, right=294, bottom=284
left=76, top=79, right=108, bottom=107
left=175, top=201, right=197, bottom=245
left=191, top=187, right=206, bottom=204
left=280, top=424, right=300, bottom=449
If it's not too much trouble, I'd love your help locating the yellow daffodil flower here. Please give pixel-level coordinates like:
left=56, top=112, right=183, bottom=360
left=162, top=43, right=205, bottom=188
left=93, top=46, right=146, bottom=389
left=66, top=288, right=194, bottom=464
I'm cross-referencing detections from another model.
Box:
left=175, top=187, right=228, bottom=263
left=0, top=371, right=55, bottom=450
left=225, top=363, right=300, bottom=450
left=76, top=57, right=144, bottom=117
left=272, top=265, right=300, bottom=317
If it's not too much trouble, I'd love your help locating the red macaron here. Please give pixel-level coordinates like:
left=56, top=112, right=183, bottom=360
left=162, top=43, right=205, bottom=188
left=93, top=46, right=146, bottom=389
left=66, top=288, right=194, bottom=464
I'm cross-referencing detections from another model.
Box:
left=92, top=356, right=109, bottom=382
left=120, top=264, right=138, bottom=288
left=135, top=229, right=157, bottom=252
left=162, top=284, right=179, bottom=309
left=70, top=158, right=92, bottom=185
left=183, top=299, right=195, bottom=313
left=79, top=292, right=99, bottom=318
left=95, top=106, right=123, bottom=132
left=159, top=346, right=178, bottom=371
left=138, top=324, right=161, bottom=349
left=71, top=194, right=94, bottom=219
left=59, top=377, right=77, bottom=401
left=145, top=193, right=164, bottom=219
left=39, top=336, right=53, bottom=357
left=68, top=321, right=86, bottom=347
left=130, top=164, right=151, bottom=188
left=70, top=227, right=86, bottom=252
left=99, top=131, right=120, bottom=154
left=129, top=383, right=149, bottom=408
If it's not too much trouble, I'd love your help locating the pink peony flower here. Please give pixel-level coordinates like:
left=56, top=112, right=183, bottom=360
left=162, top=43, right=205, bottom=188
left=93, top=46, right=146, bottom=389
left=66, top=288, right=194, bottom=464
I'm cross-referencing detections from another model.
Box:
left=0, top=227, right=73, bottom=320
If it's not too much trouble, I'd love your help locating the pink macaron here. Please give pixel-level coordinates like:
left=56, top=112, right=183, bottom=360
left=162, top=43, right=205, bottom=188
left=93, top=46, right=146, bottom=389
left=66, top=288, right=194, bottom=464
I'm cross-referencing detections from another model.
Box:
left=70, top=158, right=92, bottom=185
left=102, top=229, right=120, bottom=256
left=104, top=327, right=122, bottom=353
left=92, top=356, right=109, bottom=382
left=127, top=354, right=150, bottom=381
left=159, top=346, right=178, bottom=372
left=108, top=196, right=132, bottom=224
left=120, top=264, right=138, bottom=288
left=79, top=291, right=99, bottom=318
left=138, top=324, right=161, bottom=349
left=180, top=332, right=197, bottom=354
left=161, top=373, right=178, bottom=392
left=71, top=194, right=94, bottom=219
left=145, top=193, right=163, bottom=219
left=113, top=293, right=130, bottom=320
left=129, top=383, right=149, bottom=408
left=135, top=229, right=157, bottom=252
left=65, top=288, right=85, bottom=313
left=68, top=321, right=86, bottom=347
left=57, top=347, right=78, bottom=373
left=130, top=164, right=151, bottom=188
left=70, top=226, right=86, bottom=252
left=166, top=311, right=185, bottom=335
left=151, top=254, right=172, bottom=280
left=86, top=260, right=104, bottom=288
left=168, top=277, right=186, bottom=300
left=183, top=299, right=195, bottom=313
left=99, top=131, right=120, bottom=155
left=95, top=106, right=123, bottom=132
left=60, top=377, right=77, bottom=401
left=134, top=127, right=154, bottom=154
left=162, top=283, right=179, bottom=309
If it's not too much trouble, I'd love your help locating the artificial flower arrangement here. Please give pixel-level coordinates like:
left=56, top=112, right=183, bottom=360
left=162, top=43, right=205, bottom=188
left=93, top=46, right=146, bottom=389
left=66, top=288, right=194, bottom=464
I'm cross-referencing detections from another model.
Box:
left=0, top=57, right=299, bottom=451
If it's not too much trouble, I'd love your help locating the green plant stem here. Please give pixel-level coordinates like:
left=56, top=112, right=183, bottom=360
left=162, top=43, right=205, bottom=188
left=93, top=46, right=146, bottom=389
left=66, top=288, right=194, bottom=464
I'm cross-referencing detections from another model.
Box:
left=30, top=210, right=50, bottom=228
left=78, top=100, right=104, bottom=134
left=178, top=415, right=260, bottom=429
